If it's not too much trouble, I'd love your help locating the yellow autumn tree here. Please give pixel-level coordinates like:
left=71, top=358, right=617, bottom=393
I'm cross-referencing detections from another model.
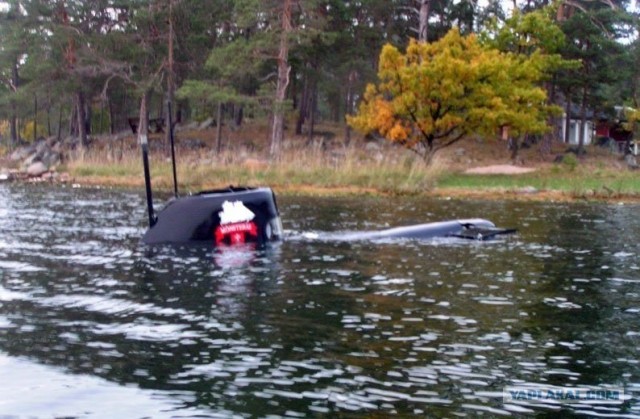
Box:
left=624, top=107, right=640, bottom=133
left=348, top=28, right=555, bottom=164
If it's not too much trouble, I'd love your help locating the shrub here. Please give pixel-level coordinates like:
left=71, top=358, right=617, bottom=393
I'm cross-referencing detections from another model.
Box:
left=562, top=153, right=578, bottom=171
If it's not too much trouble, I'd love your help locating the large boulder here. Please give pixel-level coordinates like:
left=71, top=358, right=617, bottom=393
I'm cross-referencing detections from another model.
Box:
left=41, top=151, right=61, bottom=168
left=35, top=138, right=49, bottom=154
left=9, top=145, right=35, bottom=161
left=199, top=117, right=216, bottom=130
left=21, top=152, right=41, bottom=169
left=26, top=161, right=48, bottom=177
left=175, top=121, right=199, bottom=132
left=625, top=154, right=638, bottom=170
left=0, top=170, right=12, bottom=182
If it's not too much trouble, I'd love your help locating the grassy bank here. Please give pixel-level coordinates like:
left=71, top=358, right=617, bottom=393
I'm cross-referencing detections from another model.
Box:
left=61, top=141, right=640, bottom=203
left=65, top=143, right=443, bottom=196
left=3, top=120, right=618, bottom=201
left=438, top=167, right=640, bottom=200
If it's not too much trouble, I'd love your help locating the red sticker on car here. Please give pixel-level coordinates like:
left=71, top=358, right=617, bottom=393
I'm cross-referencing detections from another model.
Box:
left=215, top=221, right=258, bottom=245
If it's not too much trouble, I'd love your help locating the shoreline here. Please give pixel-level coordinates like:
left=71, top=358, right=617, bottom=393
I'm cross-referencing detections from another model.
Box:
left=6, top=173, right=639, bottom=204
left=2, top=130, right=639, bottom=205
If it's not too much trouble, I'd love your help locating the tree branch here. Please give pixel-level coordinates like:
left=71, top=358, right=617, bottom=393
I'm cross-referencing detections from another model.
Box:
left=433, top=131, right=466, bottom=152
left=397, top=6, right=420, bottom=14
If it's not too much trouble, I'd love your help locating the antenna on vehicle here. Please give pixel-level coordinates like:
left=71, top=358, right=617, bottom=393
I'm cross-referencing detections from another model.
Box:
left=167, top=100, right=178, bottom=198
left=140, top=131, right=156, bottom=227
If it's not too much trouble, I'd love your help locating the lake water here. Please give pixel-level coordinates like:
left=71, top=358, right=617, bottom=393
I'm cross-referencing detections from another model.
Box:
left=0, top=183, right=639, bottom=418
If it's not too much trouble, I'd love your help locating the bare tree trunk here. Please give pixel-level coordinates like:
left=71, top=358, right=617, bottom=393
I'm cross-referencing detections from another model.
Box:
left=234, top=105, right=243, bottom=127
left=176, top=103, right=183, bottom=124
left=216, top=101, right=223, bottom=154
left=47, top=104, right=51, bottom=137
left=165, top=0, right=175, bottom=156
left=344, top=69, right=358, bottom=146
left=33, top=94, right=38, bottom=142
left=99, top=98, right=105, bottom=135
left=76, top=91, right=88, bottom=148
left=307, top=82, right=316, bottom=144
left=418, top=0, right=430, bottom=42
left=86, top=100, right=92, bottom=136
left=296, top=71, right=309, bottom=135
left=69, top=101, right=77, bottom=137
left=46, top=92, right=52, bottom=137
left=510, top=135, right=521, bottom=162
left=138, top=91, right=149, bottom=142
left=344, top=124, right=352, bottom=146
left=578, top=85, right=587, bottom=153
left=108, top=96, right=115, bottom=134
left=332, top=93, right=340, bottom=123
left=290, top=65, right=298, bottom=110
left=9, top=60, right=19, bottom=148
left=270, top=0, right=292, bottom=160
left=541, top=81, right=554, bottom=155
left=9, top=105, right=18, bottom=148
left=577, top=41, right=591, bottom=154
left=121, top=89, right=128, bottom=132
left=551, top=77, right=564, bottom=146
left=57, top=106, right=63, bottom=142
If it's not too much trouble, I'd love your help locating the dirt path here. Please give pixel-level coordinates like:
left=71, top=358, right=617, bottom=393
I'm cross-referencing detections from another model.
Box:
left=464, top=164, right=537, bottom=175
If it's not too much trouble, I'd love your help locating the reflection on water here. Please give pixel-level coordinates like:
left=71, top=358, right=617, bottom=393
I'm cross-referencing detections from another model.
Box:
left=0, top=184, right=639, bottom=417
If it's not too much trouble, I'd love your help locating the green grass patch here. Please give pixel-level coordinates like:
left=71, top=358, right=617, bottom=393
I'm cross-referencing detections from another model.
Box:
left=438, top=167, right=640, bottom=196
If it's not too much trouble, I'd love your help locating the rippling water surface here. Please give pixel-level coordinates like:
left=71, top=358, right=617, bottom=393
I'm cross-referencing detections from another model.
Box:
left=1, top=183, right=639, bottom=418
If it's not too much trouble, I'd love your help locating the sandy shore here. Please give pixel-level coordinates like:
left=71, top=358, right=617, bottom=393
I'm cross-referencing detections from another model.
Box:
left=464, top=165, right=537, bottom=175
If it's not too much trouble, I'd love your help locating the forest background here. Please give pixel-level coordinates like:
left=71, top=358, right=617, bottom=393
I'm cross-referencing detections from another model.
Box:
left=0, top=0, right=639, bottom=199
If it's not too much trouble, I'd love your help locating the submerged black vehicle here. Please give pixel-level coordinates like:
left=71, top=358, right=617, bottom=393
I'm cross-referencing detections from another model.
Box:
left=141, top=187, right=513, bottom=245
left=137, top=105, right=284, bottom=247
left=138, top=102, right=515, bottom=246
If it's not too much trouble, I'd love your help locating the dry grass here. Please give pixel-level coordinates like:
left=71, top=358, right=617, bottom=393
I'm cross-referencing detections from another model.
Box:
left=61, top=121, right=640, bottom=201
left=65, top=122, right=447, bottom=196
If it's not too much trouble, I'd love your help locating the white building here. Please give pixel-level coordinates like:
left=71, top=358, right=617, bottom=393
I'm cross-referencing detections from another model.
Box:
left=560, top=113, right=594, bottom=146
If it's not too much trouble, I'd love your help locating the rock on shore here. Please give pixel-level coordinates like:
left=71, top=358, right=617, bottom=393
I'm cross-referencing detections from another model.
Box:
left=1, top=136, right=71, bottom=183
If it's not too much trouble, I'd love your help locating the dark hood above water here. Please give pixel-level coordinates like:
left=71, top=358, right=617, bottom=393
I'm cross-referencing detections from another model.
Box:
left=339, top=218, right=516, bottom=242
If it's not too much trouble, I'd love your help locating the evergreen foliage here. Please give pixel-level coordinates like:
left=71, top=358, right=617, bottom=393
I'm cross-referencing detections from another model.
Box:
left=0, top=0, right=637, bottom=160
